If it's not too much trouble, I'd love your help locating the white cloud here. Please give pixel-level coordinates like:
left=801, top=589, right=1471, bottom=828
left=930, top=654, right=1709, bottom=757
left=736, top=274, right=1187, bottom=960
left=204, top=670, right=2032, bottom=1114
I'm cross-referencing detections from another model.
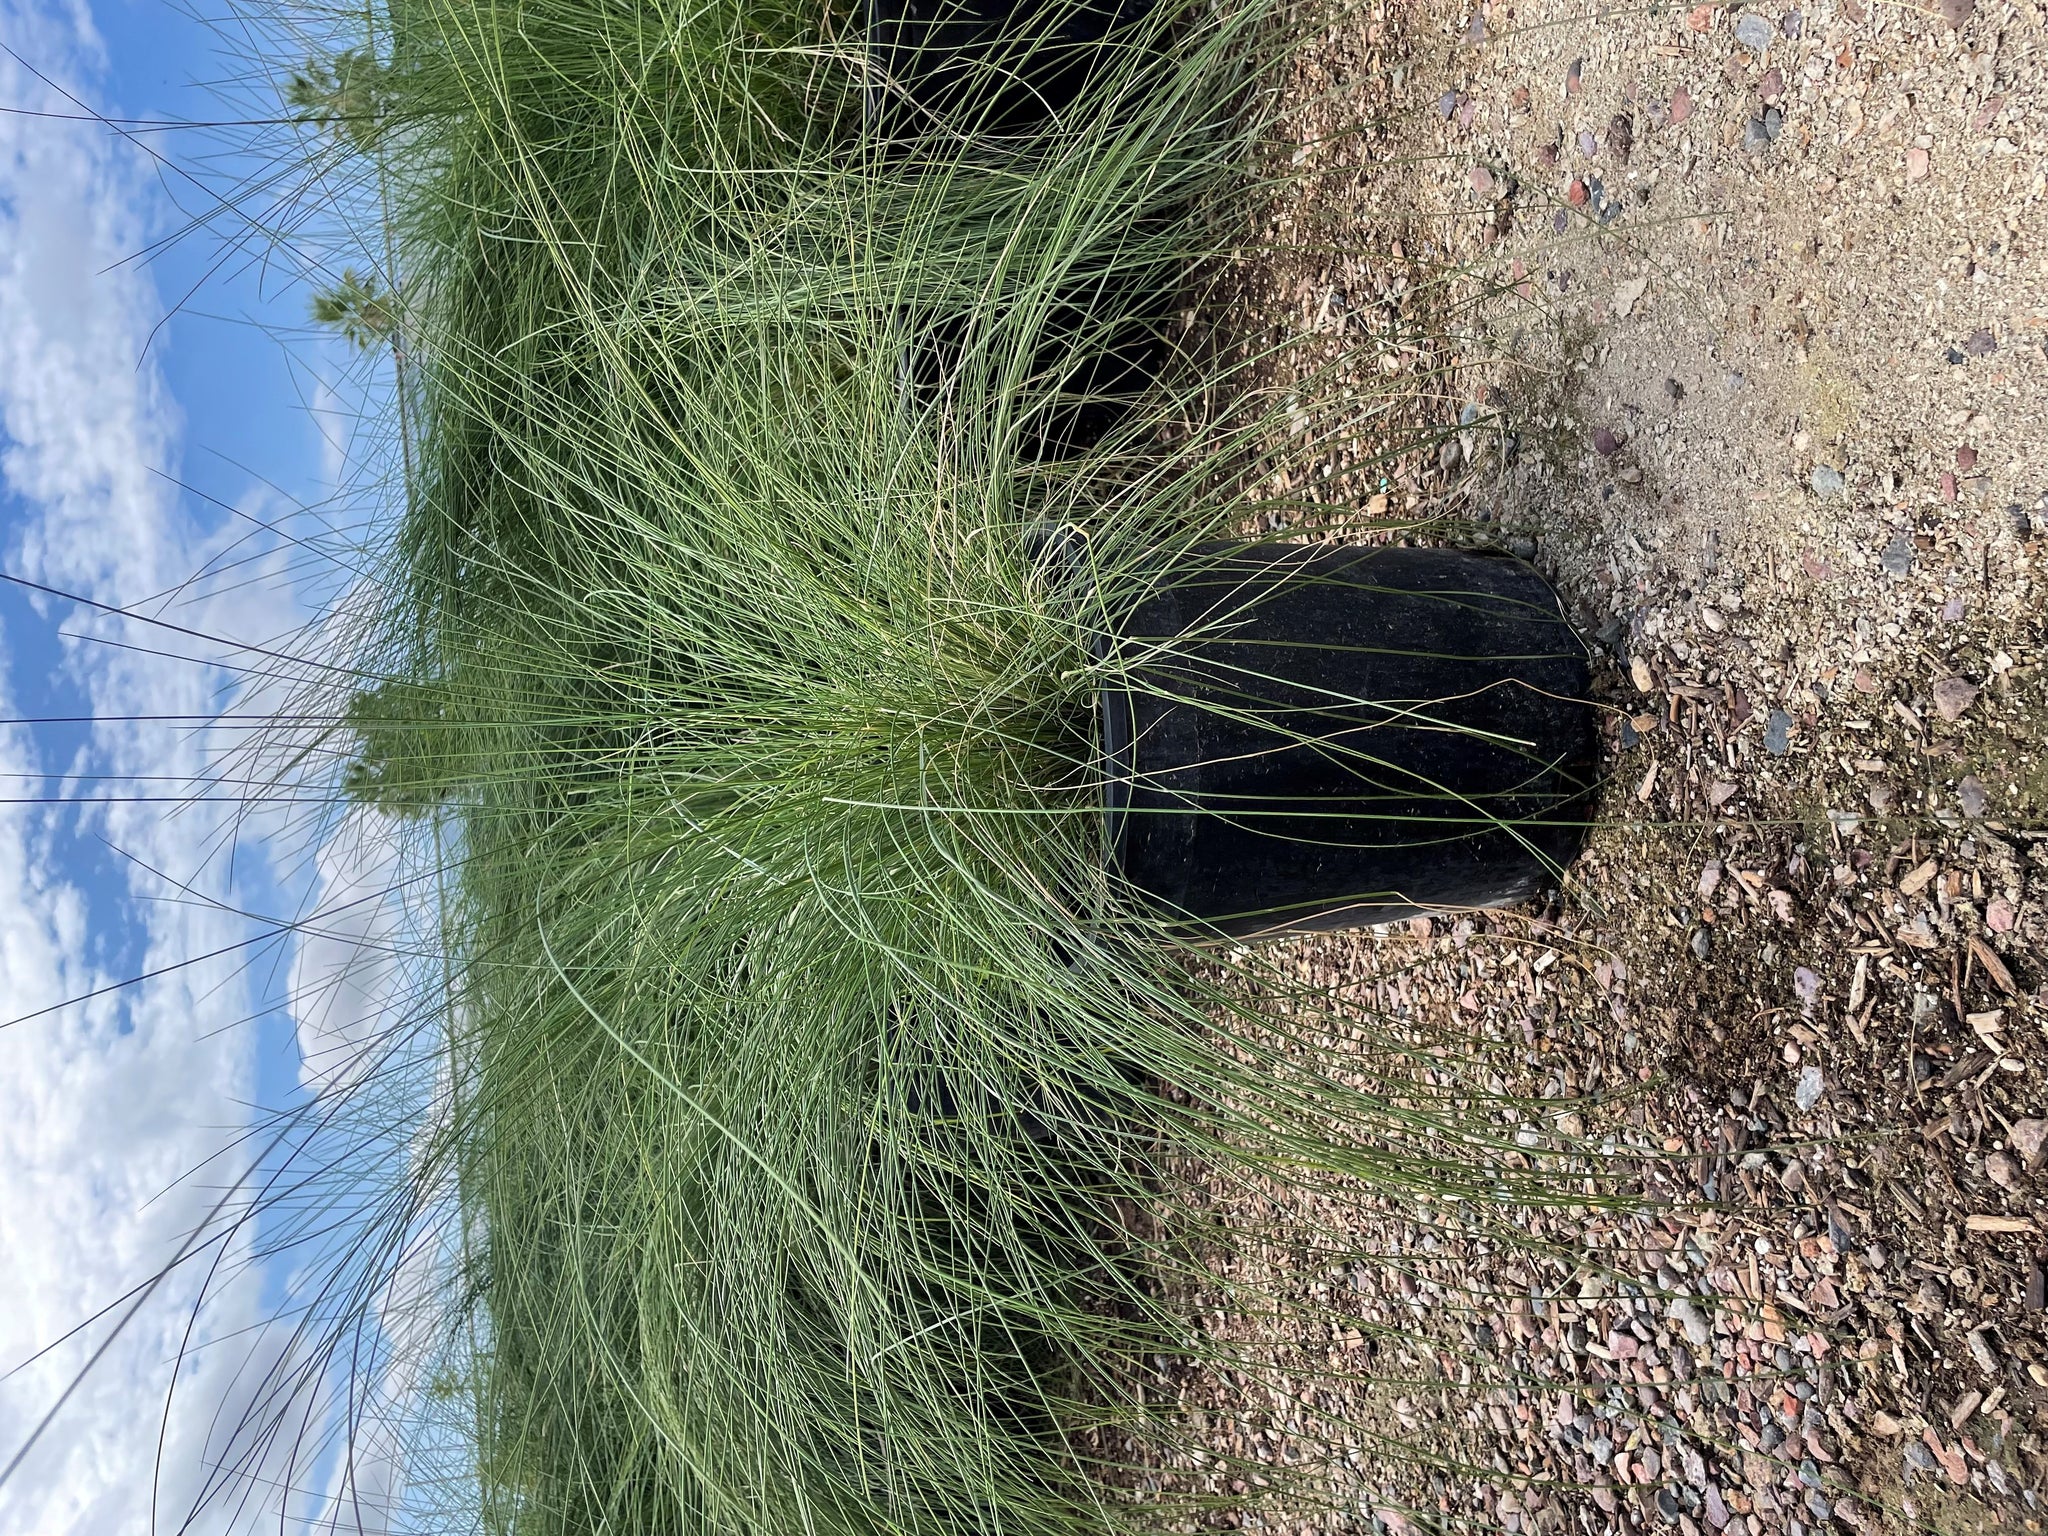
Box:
left=289, top=805, right=404, bottom=1097
left=0, top=4, right=433, bottom=1532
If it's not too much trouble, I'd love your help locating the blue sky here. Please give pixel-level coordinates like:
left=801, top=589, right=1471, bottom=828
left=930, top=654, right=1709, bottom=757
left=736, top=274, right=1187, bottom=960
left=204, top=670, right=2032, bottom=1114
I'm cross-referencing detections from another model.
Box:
left=0, top=1, right=439, bottom=1529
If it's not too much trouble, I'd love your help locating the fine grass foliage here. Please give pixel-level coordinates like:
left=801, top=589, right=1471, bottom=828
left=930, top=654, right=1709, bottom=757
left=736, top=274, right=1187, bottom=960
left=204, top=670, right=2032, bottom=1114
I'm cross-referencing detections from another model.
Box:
left=192, top=0, right=1629, bottom=1530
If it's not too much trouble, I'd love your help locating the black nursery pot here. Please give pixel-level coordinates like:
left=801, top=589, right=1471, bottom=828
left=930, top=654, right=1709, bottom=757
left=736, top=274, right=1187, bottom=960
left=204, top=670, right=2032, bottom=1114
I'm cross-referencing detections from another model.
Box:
left=1097, top=543, right=1598, bottom=938
left=865, top=0, right=1174, bottom=461
left=863, top=0, right=1160, bottom=137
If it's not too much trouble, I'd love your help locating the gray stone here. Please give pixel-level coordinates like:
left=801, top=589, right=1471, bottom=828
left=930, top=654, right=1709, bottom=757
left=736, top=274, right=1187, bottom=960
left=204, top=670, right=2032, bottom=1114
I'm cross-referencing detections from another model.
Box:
left=1968, top=1326, right=2001, bottom=1376
left=1810, top=464, right=1845, bottom=497
left=1764, top=709, right=1793, bottom=755
left=1958, top=774, right=1988, bottom=817
left=1796, top=1064, right=1823, bottom=1112
left=1879, top=534, right=1913, bottom=577
left=1691, top=926, right=1713, bottom=962
left=1763, top=105, right=1785, bottom=140
left=1794, top=969, right=1821, bottom=1012
left=1669, top=1297, right=1713, bottom=1347
left=1743, top=116, right=1772, bottom=154
left=1733, top=11, right=1774, bottom=48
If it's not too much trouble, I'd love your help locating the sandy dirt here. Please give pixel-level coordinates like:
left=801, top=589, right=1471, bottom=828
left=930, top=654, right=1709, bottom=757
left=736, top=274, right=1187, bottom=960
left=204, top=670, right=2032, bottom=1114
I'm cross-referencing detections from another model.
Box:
left=1167, top=0, right=2048, bottom=1527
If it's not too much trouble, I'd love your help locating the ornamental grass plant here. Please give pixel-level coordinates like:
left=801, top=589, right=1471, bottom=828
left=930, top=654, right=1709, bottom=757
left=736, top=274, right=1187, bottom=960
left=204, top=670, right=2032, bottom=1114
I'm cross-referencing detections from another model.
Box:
left=207, top=0, right=1619, bottom=1528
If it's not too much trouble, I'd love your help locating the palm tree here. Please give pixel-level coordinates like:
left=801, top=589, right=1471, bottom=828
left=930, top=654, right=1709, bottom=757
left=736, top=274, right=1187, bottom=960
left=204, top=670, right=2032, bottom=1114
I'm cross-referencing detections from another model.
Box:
left=340, top=680, right=453, bottom=817
left=286, top=48, right=386, bottom=153
left=310, top=268, right=398, bottom=352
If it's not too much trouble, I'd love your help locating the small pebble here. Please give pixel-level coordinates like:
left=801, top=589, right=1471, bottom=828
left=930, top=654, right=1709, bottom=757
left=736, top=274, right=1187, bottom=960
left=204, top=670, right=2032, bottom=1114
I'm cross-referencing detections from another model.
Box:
left=1780, top=8, right=1803, bottom=34
left=1931, top=675, right=1977, bottom=722
left=1669, top=85, right=1693, bottom=124
left=1958, top=775, right=1987, bottom=817
left=1733, top=11, right=1773, bottom=48
left=1795, top=1063, right=1823, bottom=1111
left=1763, top=105, right=1785, bottom=141
left=1670, top=1297, right=1712, bottom=1347
left=1578, top=128, right=1598, bottom=157
left=1764, top=709, right=1793, bottom=755
left=1879, top=535, right=1913, bottom=577
left=1691, top=927, right=1713, bottom=962
left=1964, top=327, right=1997, bottom=356
left=1967, top=1327, right=2001, bottom=1377
left=1742, top=116, right=1771, bottom=154
left=1759, top=67, right=1784, bottom=101
left=1809, top=464, right=1844, bottom=497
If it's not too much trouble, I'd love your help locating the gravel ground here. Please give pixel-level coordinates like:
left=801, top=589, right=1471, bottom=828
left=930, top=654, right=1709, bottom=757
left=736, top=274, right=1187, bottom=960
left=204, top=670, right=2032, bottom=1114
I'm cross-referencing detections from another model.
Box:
left=1163, top=0, right=2048, bottom=1527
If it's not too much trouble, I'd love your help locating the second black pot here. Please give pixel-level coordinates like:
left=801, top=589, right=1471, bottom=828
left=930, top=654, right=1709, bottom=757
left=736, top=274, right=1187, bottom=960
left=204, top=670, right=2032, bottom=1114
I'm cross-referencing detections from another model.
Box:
left=1097, top=542, right=1597, bottom=937
left=864, top=0, right=1160, bottom=138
